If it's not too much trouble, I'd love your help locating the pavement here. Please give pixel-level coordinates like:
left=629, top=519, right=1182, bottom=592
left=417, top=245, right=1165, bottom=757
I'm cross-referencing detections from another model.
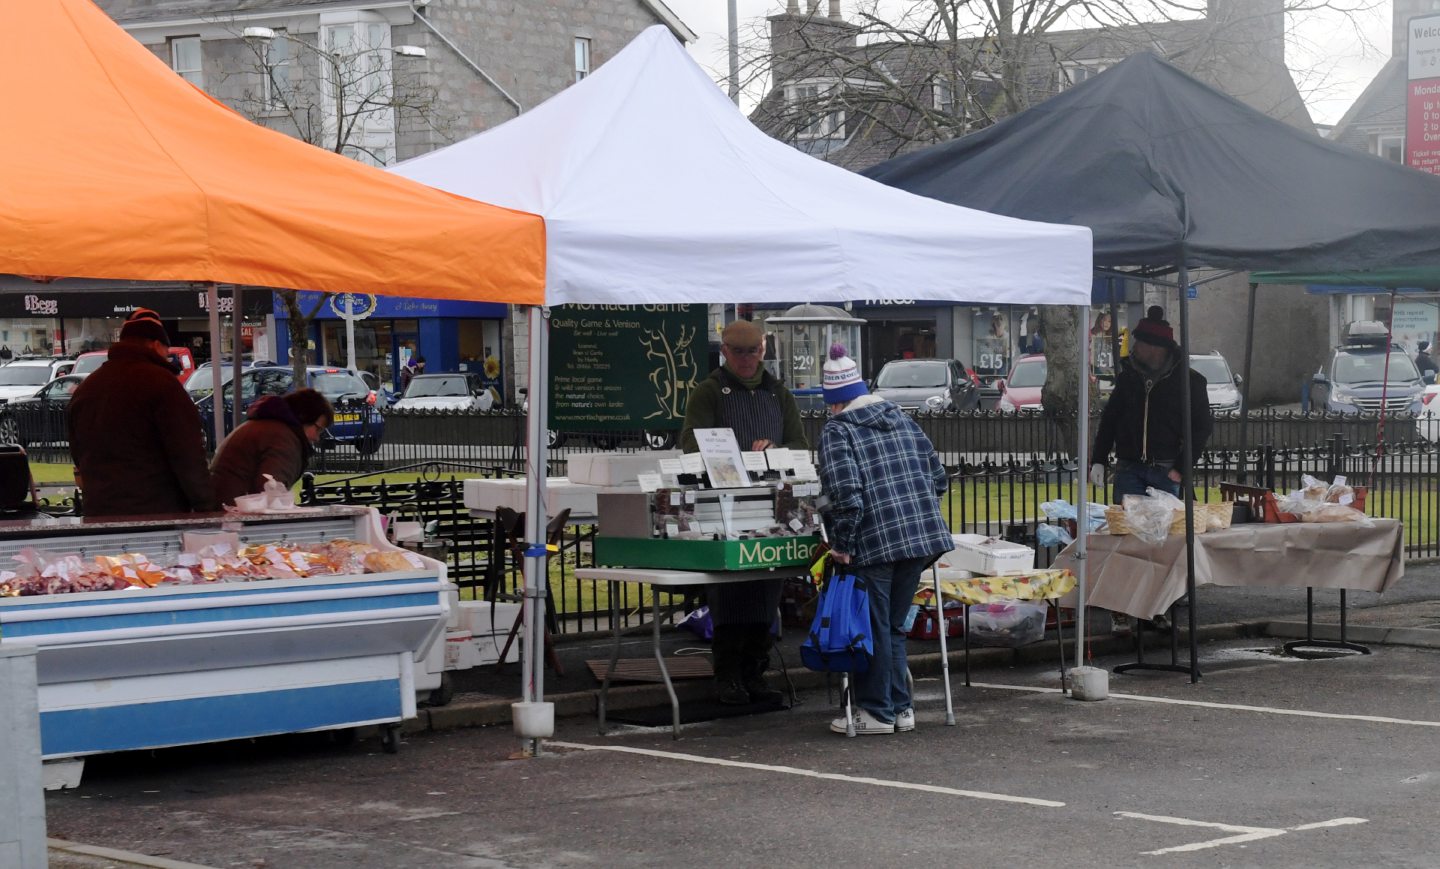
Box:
left=41, top=561, right=1440, bottom=867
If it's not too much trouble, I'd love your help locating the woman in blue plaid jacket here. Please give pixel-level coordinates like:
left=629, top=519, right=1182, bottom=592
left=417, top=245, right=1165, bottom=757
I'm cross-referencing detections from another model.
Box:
left=818, top=345, right=952, bottom=735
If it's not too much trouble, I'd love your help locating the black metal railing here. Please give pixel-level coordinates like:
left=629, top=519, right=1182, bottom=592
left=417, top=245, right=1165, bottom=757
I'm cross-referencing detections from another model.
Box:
left=42, top=406, right=1440, bottom=635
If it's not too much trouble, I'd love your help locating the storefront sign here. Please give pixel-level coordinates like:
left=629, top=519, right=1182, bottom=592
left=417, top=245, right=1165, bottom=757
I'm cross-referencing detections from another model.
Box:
left=548, top=305, right=706, bottom=432
left=0, top=288, right=270, bottom=318
left=276, top=291, right=506, bottom=320
left=328, top=293, right=377, bottom=320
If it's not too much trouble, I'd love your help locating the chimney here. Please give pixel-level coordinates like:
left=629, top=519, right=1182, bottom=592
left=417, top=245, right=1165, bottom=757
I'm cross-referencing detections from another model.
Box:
left=786, top=0, right=799, bottom=12
left=808, top=0, right=820, bottom=13
left=829, top=0, right=842, bottom=19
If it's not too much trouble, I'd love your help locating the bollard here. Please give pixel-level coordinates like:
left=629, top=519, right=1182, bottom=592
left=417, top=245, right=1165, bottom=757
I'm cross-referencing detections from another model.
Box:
left=0, top=645, right=46, bottom=868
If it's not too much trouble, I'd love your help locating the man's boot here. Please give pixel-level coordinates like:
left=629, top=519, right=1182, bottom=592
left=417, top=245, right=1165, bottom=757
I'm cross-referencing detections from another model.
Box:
left=740, top=623, right=784, bottom=704
left=711, top=624, right=749, bottom=705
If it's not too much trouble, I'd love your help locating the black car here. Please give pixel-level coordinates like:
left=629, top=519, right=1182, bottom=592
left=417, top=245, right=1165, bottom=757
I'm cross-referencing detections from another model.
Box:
left=0, top=374, right=83, bottom=447
left=194, top=366, right=385, bottom=454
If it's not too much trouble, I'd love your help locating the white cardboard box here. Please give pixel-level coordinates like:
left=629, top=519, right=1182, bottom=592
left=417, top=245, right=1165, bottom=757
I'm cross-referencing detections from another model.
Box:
left=944, top=533, right=1035, bottom=576
left=462, top=477, right=600, bottom=518
left=566, top=450, right=681, bottom=486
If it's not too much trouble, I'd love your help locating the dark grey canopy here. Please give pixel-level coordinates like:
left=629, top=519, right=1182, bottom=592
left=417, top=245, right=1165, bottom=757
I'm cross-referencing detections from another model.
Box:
left=864, top=52, right=1440, bottom=273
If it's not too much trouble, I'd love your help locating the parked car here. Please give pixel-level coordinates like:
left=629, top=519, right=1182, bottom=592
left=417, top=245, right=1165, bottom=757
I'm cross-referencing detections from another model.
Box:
left=1312, top=321, right=1425, bottom=414
left=871, top=358, right=980, bottom=411
left=74, top=347, right=197, bottom=382
left=0, top=358, right=74, bottom=404
left=185, top=358, right=263, bottom=399
left=391, top=372, right=496, bottom=412
left=1188, top=352, right=1243, bottom=413
left=0, top=374, right=83, bottom=446
left=1418, top=383, right=1440, bottom=443
left=194, top=365, right=385, bottom=454
left=996, top=354, right=1046, bottom=413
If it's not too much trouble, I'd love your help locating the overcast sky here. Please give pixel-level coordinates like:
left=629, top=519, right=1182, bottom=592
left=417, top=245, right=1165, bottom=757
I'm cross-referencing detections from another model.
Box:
left=664, top=0, right=1394, bottom=127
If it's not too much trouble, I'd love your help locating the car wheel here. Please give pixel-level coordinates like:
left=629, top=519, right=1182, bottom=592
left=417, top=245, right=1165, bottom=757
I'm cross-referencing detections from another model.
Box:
left=355, top=436, right=381, bottom=456
left=0, top=415, right=19, bottom=446
left=645, top=430, right=676, bottom=450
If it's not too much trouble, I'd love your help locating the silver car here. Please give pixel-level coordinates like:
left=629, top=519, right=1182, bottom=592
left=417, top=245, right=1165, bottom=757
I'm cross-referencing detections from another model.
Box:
left=872, top=358, right=980, bottom=411
left=1189, top=352, right=1242, bottom=413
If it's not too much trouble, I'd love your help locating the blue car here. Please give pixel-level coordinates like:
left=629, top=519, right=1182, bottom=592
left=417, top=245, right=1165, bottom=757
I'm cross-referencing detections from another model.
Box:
left=195, top=365, right=384, bottom=454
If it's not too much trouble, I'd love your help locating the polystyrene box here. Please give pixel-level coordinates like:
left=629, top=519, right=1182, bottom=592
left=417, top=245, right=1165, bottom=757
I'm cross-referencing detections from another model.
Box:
left=462, top=477, right=600, bottom=518
left=566, top=450, right=681, bottom=486
left=945, top=533, right=1035, bottom=576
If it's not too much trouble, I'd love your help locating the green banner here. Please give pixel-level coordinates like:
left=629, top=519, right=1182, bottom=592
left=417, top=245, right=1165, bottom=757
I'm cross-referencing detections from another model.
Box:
left=548, top=305, right=707, bottom=432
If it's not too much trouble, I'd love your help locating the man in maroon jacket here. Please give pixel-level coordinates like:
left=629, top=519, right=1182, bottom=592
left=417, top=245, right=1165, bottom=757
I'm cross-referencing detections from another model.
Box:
left=68, top=308, right=216, bottom=516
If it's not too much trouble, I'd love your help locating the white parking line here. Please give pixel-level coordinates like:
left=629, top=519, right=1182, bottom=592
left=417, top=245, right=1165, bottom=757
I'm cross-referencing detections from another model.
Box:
left=1118, top=811, right=1369, bottom=855
left=969, top=681, right=1440, bottom=727
left=547, top=741, right=1065, bottom=807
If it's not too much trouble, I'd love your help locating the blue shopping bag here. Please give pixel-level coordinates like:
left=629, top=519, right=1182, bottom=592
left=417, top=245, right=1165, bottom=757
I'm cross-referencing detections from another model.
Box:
left=799, top=571, right=872, bottom=673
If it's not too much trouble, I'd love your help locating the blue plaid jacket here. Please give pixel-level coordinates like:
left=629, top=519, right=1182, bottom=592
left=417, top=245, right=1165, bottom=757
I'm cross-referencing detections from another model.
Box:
left=818, top=397, right=952, bottom=567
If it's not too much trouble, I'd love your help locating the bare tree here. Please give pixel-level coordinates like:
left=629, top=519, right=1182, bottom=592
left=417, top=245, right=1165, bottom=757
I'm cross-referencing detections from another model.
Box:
left=746, top=0, right=1376, bottom=447
left=215, top=22, right=455, bottom=383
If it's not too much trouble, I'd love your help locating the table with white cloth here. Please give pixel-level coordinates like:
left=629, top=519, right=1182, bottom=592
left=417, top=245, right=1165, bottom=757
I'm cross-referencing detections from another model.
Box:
left=574, top=566, right=784, bottom=738
left=1051, top=519, right=1403, bottom=620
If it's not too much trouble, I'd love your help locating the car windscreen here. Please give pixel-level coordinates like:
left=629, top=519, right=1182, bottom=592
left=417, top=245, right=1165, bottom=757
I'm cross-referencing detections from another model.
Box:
left=875, top=362, right=947, bottom=389
left=1007, top=359, right=1047, bottom=388
left=0, top=366, right=52, bottom=386
left=72, top=355, right=107, bottom=376
left=404, top=376, right=468, bottom=398
left=311, top=372, right=370, bottom=400
left=1334, top=351, right=1421, bottom=384
left=1190, top=358, right=1232, bottom=384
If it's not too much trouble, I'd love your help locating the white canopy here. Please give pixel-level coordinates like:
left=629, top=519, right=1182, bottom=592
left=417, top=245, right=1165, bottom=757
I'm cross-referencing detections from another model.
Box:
left=392, top=26, right=1092, bottom=305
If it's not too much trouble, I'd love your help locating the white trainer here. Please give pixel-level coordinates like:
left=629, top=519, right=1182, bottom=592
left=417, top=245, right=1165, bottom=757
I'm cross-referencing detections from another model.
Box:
left=830, top=708, right=895, bottom=735
left=895, top=708, right=916, bottom=732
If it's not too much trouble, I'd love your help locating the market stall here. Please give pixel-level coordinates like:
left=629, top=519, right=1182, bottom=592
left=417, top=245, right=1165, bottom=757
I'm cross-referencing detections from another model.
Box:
left=389, top=26, right=1094, bottom=742
left=865, top=51, right=1440, bottom=679
left=0, top=0, right=547, bottom=782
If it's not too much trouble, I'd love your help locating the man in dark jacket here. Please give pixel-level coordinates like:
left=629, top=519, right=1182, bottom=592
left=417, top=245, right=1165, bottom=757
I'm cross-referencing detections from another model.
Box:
left=210, top=389, right=333, bottom=507
left=1416, top=341, right=1439, bottom=383
left=1092, top=318, right=1213, bottom=502
left=680, top=319, right=808, bottom=706
left=819, top=345, right=952, bottom=735
left=68, top=308, right=217, bottom=516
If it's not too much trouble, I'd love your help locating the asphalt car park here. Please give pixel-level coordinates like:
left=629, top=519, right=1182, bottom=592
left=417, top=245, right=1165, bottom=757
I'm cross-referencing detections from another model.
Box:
left=43, top=623, right=1440, bottom=868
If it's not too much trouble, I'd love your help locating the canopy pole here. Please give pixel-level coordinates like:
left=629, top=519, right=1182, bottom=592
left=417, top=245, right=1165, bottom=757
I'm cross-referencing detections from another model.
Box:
left=1237, top=282, right=1257, bottom=483
left=1107, top=278, right=1121, bottom=382
left=1074, top=304, right=1091, bottom=673
left=231, top=287, right=245, bottom=433
left=1373, top=289, right=1398, bottom=483
left=519, top=305, right=552, bottom=756
left=206, top=283, right=224, bottom=449
left=1177, top=266, right=1200, bottom=682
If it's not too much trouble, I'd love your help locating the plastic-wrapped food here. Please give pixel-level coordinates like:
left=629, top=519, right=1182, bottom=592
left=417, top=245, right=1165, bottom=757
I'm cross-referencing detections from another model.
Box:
left=967, top=600, right=1047, bottom=647
left=1122, top=488, right=1185, bottom=545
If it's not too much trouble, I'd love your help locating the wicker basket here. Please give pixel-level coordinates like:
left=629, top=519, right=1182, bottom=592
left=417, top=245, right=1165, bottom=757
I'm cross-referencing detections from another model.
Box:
left=1105, top=503, right=1231, bottom=536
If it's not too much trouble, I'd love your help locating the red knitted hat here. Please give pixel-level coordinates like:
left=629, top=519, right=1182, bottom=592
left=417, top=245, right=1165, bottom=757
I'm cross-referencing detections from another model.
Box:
left=1132, top=318, right=1175, bottom=349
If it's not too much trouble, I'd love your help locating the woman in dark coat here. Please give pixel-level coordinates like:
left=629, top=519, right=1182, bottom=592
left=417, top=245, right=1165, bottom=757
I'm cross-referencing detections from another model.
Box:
left=210, top=388, right=333, bottom=507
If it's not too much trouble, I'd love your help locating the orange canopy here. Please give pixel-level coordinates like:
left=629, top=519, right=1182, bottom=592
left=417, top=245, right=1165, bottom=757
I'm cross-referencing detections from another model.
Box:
left=0, top=0, right=545, bottom=304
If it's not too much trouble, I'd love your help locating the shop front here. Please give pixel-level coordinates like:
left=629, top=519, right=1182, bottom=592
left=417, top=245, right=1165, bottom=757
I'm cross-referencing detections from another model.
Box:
left=274, top=293, right=510, bottom=402
left=0, top=283, right=273, bottom=361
